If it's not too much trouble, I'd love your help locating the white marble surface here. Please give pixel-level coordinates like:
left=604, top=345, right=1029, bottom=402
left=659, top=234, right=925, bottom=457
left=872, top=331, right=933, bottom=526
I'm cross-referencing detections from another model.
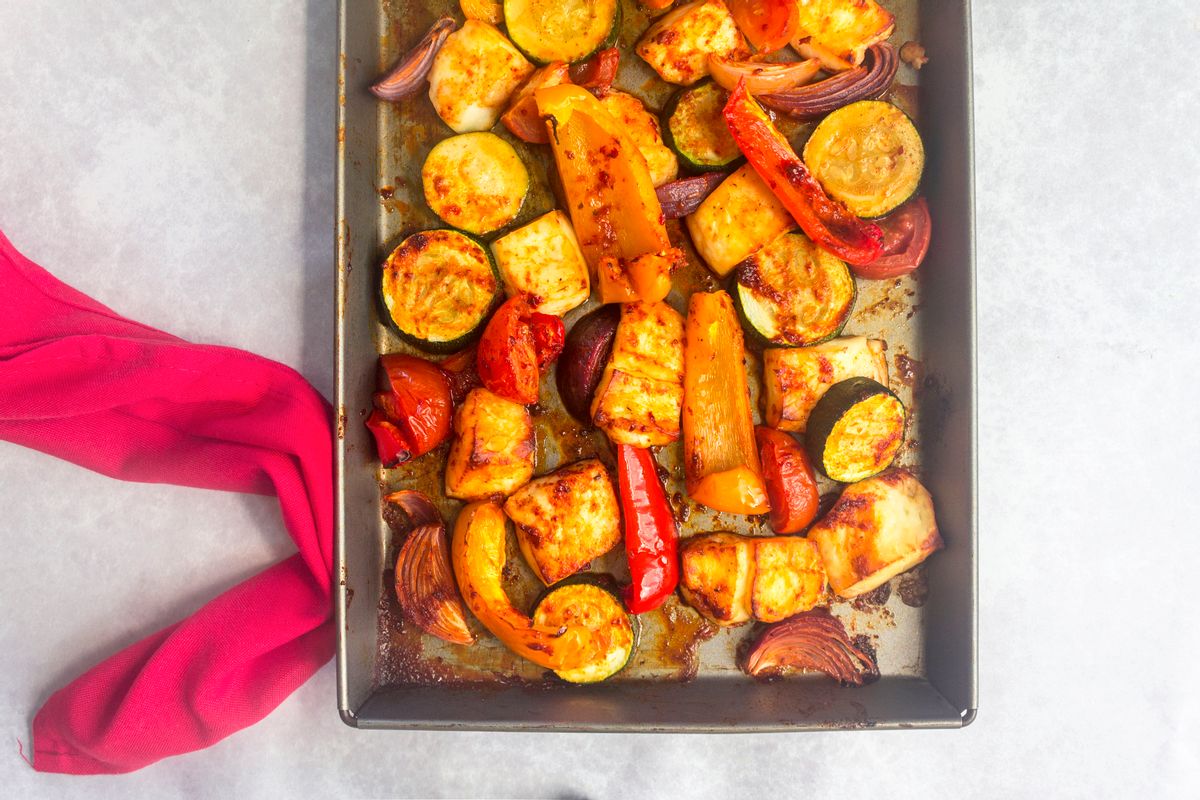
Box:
left=1, top=0, right=1198, bottom=796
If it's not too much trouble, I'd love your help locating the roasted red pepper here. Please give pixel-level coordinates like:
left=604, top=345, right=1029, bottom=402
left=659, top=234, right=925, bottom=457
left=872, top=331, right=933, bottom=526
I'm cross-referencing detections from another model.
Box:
left=617, top=444, right=680, bottom=614
left=755, top=425, right=820, bottom=534
left=366, top=354, right=453, bottom=466
left=723, top=79, right=884, bottom=265
left=477, top=297, right=564, bottom=404
left=569, top=47, right=619, bottom=90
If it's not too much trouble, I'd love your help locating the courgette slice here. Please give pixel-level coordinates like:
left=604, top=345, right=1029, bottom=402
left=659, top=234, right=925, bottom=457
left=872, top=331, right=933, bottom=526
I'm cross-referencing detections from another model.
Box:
left=531, top=576, right=637, bottom=683
left=805, top=376, right=906, bottom=483
left=503, top=0, right=620, bottom=65
left=733, top=231, right=856, bottom=347
left=663, top=81, right=742, bottom=172
left=380, top=229, right=501, bottom=353
left=802, top=100, right=924, bottom=219
left=421, top=132, right=530, bottom=236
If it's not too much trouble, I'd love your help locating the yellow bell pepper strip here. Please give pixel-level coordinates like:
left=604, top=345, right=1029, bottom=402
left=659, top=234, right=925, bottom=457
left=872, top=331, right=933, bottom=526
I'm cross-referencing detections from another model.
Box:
left=682, top=291, right=770, bottom=514
left=722, top=79, right=884, bottom=265
left=536, top=85, right=680, bottom=303
left=451, top=501, right=611, bottom=671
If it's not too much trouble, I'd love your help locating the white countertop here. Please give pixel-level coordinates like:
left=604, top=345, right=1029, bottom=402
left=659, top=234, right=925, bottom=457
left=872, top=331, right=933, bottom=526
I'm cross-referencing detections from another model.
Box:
left=2, top=1, right=1198, bottom=797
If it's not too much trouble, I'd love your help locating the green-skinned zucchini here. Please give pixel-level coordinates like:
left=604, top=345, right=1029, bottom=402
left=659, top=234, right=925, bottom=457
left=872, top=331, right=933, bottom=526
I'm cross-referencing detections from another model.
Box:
left=421, top=132, right=530, bottom=236
left=663, top=81, right=742, bottom=172
left=732, top=231, right=856, bottom=347
left=802, top=100, right=924, bottom=219
left=531, top=575, right=637, bottom=684
left=503, top=0, right=620, bottom=65
left=805, top=377, right=906, bottom=483
left=380, top=229, right=500, bottom=353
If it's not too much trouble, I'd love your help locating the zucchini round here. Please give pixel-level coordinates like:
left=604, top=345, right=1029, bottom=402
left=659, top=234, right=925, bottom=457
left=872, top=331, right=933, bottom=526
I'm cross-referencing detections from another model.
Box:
left=503, top=0, right=620, bottom=65
left=531, top=577, right=637, bottom=684
left=732, top=231, right=856, bottom=347
left=802, top=100, right=924, bottom=219
left=663, top=81, right=742, bottom=172
left=805, top=377, right=906, bottom=483
left=380, top=229, right=500, bottom=353
left=421, top=132, right=530, bottom=236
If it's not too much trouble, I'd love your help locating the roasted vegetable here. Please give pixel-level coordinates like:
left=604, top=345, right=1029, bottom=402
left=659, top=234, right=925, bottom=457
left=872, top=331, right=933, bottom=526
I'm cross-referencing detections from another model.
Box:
left=679, top=532, right=754, bottom=625
left=855, top=197, right=931, bottom=279
left=428, top=19, right=534, bottom=133
left=726, top=0, right=799, bottom=52
left=371, top=17, right=456, bottom=101
left=597, top=90, right=679, bottom=188
left=663, top=81, right=742, bottom=172
left=803, top=100, right=924, bottom=219
left=742, top=607, right=878, bottom=683
left=758, top=42, right=898, bottom=119
left=422, top=132, right=529, bottom=236
left=808, top=468, right=941, bottom=598
left=451, top=501, right=598, bottom=670
left=684, top=163, right=793, bottom=277
left=762, top=335, right=889, bottom=432
left=386, top=490, right=475, bottom=645
left=682, top=291, right=768, bottom=514
left=476, top=296, right=563, bottom=405
left=501, top=62, right=571, bottom=143
left=707, top=55, right=821, bottom=95
left=504, top=0, right=620, bottom=65
left=569, top=47, right=619, bottom=89
left=444, top=387, right=535, bottom=500
left=532, top=578, right=637, bottom=683
left=732, top=231, right=857, bottom=347
left=380, top=230, right=500, bottom=353
left=755, top=426, right=820, bottom=534
left=592, top=301, right=685, bottom=448
left=503, top=459, right=622, bottom=585
left=617, top=444, right=680, bottom=614
left=806, top=376, right=905, bottom=482
left=636, top=0, right=749, bottom=86
left=679, top=532, right=824, bottom=625
left=490, top=210, right=590, bottom=316
left=556, top=304, right=620, bottom=423
left=657, top=173, right=728, bottom=219
left=789, top=0, right=895, bottom=69
left=723, top=80, right=884, bottom=266
left=366, top=354, right=454, bottom=467
left=536, top=85, right=679, bottom=304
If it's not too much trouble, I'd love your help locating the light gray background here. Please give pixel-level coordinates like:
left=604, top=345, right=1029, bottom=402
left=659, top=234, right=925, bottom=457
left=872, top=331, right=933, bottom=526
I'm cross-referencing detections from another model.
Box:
left=1, top=0, right=1198, bottom=797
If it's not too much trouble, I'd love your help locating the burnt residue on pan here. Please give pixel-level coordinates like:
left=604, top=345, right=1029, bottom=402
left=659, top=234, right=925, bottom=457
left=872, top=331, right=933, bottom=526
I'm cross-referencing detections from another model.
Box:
left=898, top=565, right=930, bottom=607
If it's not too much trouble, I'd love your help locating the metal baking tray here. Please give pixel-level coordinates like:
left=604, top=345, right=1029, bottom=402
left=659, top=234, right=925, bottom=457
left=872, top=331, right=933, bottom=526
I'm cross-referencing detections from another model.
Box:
left=336, top=0, right=976, bottom=729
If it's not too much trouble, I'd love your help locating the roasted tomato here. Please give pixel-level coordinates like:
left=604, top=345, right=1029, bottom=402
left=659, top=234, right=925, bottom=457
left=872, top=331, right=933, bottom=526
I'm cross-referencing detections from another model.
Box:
left=528, top=312, right=566, bottom=369
left=477, top=297, right=565, bottom=404
left=755, top=425, right=820, bottom=533
left=367, top=353, right=454, bottom=465
left=726, top=0, right=800, bottom=53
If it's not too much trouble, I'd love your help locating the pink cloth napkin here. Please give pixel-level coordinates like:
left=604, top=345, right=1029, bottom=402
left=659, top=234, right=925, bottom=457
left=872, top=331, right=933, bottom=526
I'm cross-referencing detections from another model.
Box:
left=0, top=231, right=335, bottom=774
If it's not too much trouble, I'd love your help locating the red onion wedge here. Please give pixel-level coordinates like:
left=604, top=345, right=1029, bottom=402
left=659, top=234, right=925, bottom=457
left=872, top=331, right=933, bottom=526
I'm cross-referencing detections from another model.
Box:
left=555, top=304, right=620, bottom=423
left=852, top=197, right=931, bottom=280
left=656, top=172, right=727, bottom=220
left=370, top=17, right=456, bottom=102
left=384, top=490, right=475, bottom=646
left=742, top=608, right=879, bottom=684
left=570, top=47, right=620, bottom=91
left=708, top=55, right=821, bottom=95
left=758, top=42, right=898, bottom=120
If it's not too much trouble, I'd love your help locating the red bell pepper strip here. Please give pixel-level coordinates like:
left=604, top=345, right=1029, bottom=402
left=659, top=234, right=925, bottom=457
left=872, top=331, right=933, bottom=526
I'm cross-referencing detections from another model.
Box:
left=365, top=409, right=411, bottom=467
left=617, top=444, right=680, bottom=614
left=755, top=425, right=820, bottom=534
left=723, top=79, right=884, bottom=265
left=477, top=297, right=565, bottom=404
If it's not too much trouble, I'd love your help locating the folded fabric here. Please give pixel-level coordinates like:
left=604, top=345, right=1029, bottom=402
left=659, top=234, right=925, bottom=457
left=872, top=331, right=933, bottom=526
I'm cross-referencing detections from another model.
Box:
left=0, top=231, right=334, bottom=774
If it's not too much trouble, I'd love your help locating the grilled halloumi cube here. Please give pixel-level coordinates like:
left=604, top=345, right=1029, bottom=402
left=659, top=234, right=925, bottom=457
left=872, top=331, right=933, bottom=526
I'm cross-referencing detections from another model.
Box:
left=763, top=336, right=889, bottom=432
left=685, top=164, right=794, bottom=277
left=503, top=459, right=621, bottom=585
left=428, top=20, right=534, bottom=133
left=491, top=210, right=590, bottom=316
left=591, top=301, right=685, bottom=447
left=597, top=90, right=679, bottom=188
left=679, top=533, right=754, bottom=626
left=445, top=387, right=534, bottom=500
left=751, top=537, right=825, bottom=623
left=791, top=0, right=896, bottom=70
left=636, top=0, right=749, bottom=86
left=809, top=468, right=942, bottom=598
